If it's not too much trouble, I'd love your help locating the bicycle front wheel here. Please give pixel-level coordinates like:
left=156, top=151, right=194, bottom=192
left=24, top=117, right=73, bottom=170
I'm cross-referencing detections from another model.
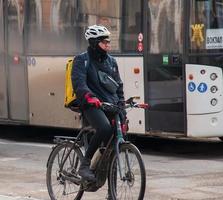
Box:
left=46, top=142, right=84, bottom=200
left=108, top=143, right=146, bottom=200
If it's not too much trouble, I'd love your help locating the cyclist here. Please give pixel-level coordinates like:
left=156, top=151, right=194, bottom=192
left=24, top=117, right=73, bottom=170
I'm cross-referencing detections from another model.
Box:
left=72, top=24, right=126, bottom=181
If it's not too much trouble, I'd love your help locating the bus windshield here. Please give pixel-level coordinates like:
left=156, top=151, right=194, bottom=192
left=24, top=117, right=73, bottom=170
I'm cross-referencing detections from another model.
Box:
left=190, top=0, right=223, bottom=53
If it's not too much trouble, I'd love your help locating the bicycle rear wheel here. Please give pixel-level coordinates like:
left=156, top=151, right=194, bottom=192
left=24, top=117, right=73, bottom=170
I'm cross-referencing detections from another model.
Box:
left=108, top=143, right=146, bottom=200
left=46, top=142, right=84, bottom=200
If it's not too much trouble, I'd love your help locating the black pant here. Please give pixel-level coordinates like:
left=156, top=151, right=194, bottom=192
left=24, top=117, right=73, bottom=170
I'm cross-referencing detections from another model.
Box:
left=83, top=108, right=113, bottom=159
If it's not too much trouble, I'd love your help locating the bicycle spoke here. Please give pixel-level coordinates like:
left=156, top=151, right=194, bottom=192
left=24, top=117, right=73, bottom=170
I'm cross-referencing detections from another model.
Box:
left=46, top=142, right=84, bottom=200
left=109, top=143, right=146, bottom=200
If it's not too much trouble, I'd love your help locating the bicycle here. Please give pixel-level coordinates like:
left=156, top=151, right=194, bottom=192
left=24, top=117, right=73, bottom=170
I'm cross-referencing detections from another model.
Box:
left=46, top=97, right=148, bottom=200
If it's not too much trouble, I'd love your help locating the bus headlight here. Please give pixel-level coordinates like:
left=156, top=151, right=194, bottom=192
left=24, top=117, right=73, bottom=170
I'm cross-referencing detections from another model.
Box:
left=211, top=98, right=218, bottom=106
left=210, top=73, right=218, bottom=80
left=210, top=86, right=218, bottom=93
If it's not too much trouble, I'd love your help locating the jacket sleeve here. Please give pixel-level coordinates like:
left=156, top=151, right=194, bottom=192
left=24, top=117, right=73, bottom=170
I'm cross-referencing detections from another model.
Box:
left=71, top=54, right=92, bottom=100
left=112, top=58, right=125, bottom=102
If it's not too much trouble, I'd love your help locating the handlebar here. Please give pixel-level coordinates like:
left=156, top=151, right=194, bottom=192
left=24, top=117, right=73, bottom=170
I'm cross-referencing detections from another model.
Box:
left=122, top=96, right=149, bottom=109
left=68, top=97, right=149, bottom=113
left=100, top=99, right=149, bottom=113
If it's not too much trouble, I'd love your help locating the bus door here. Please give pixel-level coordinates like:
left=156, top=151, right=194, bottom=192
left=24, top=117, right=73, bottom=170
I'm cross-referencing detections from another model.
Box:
left=1, top=0, right=28, bottom=122
left=0, top=0, right=8, bottom=119
left=145, top=0, right=185, bottom=133
left=185, top=0, right=223, bottom=137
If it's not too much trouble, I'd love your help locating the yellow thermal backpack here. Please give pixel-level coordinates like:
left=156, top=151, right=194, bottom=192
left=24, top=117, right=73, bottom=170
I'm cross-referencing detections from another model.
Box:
left=64, top=52, right=89, bottom=108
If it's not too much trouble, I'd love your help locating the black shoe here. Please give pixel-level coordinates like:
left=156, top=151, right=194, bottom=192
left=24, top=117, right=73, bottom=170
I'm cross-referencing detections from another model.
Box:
left=78, top=158, right=96, bottom=182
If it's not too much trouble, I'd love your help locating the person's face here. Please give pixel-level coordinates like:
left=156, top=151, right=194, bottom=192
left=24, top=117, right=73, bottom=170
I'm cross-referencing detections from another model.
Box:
left=98, top=39, right=111, bottom=51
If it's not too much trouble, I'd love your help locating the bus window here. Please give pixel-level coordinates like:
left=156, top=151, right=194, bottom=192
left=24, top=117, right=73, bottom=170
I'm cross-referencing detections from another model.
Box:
left=190, top=0, right=223, bottom=52
left=148, top=0, right=183, bottom=54
left=27, top=0, right=85, bottom=55
left=27, top=0, right=122, bottom=55
left=26, top=0, right=144, bottom=55
left=121, top=0, right=143, bottom=52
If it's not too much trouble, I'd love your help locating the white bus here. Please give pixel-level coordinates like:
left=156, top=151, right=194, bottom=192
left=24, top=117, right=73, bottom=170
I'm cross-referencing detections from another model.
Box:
left=1, top=0, right=223, bottom=140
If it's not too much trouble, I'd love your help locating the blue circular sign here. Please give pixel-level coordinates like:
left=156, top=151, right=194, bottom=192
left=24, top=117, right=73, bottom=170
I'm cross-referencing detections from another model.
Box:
left=197, top=82, right=207, bottom=93
left=188, top=82, right=196, bottom=92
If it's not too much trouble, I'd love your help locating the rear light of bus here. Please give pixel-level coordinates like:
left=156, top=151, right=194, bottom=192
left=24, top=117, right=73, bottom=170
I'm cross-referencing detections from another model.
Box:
left=13, top=54, right=20, bottom=64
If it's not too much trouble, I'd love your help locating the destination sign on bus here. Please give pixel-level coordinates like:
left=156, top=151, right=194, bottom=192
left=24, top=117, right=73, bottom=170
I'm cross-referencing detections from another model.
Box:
left=206, top=29, right=223, bottom=49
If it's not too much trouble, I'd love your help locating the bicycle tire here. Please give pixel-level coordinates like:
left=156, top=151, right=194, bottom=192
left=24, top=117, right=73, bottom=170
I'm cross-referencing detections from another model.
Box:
left=108, top=143, right=146, bottom=200
left=46, top=142, right=84, bottom=200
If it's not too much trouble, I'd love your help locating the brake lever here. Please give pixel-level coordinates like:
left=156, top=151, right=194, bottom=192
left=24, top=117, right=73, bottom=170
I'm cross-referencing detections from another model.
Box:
left=137, top=103, right=149, bottom=109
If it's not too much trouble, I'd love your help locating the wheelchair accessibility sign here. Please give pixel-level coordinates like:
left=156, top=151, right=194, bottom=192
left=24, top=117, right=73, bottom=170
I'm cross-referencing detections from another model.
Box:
left=188, top=82, right=196, bottom=92
left=188, top=82, right=208, bottom=93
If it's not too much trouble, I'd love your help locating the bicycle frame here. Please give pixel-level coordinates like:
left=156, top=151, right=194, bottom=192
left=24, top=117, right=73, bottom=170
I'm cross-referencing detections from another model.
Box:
left=114, top=114, right=126, bottom=180
left=53, top=114, right=127, bottom=185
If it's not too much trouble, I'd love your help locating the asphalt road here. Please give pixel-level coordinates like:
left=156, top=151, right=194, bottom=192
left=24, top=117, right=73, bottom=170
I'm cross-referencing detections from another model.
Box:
left=0, top=125, right=223, bottom=200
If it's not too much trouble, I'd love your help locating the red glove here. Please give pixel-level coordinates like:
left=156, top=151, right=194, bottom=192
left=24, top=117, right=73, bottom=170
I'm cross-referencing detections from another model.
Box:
left=84, top=93, right=101, bottom=108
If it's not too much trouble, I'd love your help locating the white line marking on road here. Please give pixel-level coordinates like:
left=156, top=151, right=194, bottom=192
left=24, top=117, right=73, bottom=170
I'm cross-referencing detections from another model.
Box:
left=0, top=141, right=53, bottom=148
left=0, top=157, right=20, bottom=161
left=0, top=195, right=42, bottom=200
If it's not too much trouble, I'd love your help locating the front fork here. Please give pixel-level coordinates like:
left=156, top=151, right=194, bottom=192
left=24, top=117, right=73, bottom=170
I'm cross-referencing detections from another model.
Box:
left=115, top=115, right=130, bottom=180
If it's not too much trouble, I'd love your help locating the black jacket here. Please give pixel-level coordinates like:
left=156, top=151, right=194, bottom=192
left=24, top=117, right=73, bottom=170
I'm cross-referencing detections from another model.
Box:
left=71, top=50, right=124, bottom=106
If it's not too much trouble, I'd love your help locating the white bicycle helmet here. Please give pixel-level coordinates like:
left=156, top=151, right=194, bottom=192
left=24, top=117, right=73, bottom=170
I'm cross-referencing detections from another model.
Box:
left=85, top=25, right=110, bottom=40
